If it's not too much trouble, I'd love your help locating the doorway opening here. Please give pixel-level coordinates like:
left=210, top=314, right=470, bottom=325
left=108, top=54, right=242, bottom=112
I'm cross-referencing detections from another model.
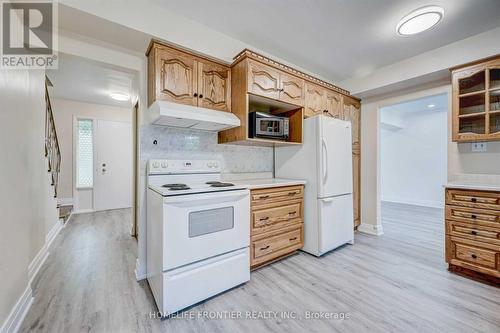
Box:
left=46, top=53, right=139, bottom=228
left=379, top=93, right=448, bottom=236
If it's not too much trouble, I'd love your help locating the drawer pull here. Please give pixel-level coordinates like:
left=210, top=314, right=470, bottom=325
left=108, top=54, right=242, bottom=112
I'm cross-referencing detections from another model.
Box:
left=471, top=214, right=477, bottom=219
left=289, top=237, right=298, bottom=241
left=288, top=211, right=297, bottom=215
left=258, top=195, right=270, bottom=200
left=260, top=245, right=270, bottom=250
left=288, top=191, right=298, bottom=196
left=471, top=198, right=477, bottom=203
left=471, top=254, right=477, bottom=259
left=471, top=230, right=477, bottom=235
left=259, top=217, right=269, bottom=221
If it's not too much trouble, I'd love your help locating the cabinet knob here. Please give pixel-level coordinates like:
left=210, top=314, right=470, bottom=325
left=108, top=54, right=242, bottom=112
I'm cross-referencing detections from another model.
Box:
left=471, top=230, right=477, bottom=235
left=471, top=198, right=477, bottom=203
left=471, top=254, right=477, bottom=259
left=193, top=93, right=198, bottom=97
left=199, top=94, right=203, bottom=98
left=471, top=214, right=477, bottom=219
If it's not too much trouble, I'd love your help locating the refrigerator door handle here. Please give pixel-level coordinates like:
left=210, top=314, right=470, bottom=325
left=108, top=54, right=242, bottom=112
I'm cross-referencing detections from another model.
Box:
left=322, top=139, right=328, bottom=182
left=320, top=197, right=335, bottom=202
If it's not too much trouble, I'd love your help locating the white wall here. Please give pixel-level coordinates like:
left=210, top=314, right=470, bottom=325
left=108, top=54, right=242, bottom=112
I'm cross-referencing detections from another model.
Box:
left=0, top=70, right=59, bottom=331
left=51, top=98, right=132, bottom=208
left=380, top=102, right=447, bottom=208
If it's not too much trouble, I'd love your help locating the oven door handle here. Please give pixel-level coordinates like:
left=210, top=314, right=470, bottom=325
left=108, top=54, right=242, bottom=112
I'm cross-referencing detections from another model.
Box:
left=164, top=189, right=250, bottom=206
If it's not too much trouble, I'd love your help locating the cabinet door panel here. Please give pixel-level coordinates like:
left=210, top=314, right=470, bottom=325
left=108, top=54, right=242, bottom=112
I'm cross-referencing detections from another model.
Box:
left=157, top=48, right=197, bottom=106
left=325, top=91, right=342, bottom=118
left=279, top=73, right=304, bottom=106
left=352, top=148, right=360, bottom=227
left=198, top=61, right=231, bottom=112
left=248, top=61, right=280, bottom=100
left=305, top=83, right=326, bottom=118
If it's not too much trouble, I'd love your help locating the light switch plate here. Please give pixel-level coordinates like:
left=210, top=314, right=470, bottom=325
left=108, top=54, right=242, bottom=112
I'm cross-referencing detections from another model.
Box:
left=471, top=142, right=487, bottom=152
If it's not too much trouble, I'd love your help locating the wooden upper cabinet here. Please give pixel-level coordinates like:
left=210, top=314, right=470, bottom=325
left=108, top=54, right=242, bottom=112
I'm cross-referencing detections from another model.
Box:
left=156, top=48, right=198, bottom=107
left=343, top=96, right=361, bottom=147
left=247, top=60, right=305, bottom=106
left=451, top=55, right=500, bottom=142
left=147, top=41, right=231, bottom=112
left=198, top=60, right=231, bottom=112
left=279, top=73, right=305, bottom=106
left=325, top=91, right=342, bottom=118
left=305, top=83, right=327, bottom=117
left=248, top=60, right=280, bottom=100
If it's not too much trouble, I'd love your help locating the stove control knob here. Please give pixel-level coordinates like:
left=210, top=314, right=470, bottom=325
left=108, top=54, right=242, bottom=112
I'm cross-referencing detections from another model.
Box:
left=161, top=162, right=167, bottom=168
left=207, top=161, right=213, bottom=168
left=153, top=161, right=160, bottom=168
left=213, top=162, right=219, bottom=168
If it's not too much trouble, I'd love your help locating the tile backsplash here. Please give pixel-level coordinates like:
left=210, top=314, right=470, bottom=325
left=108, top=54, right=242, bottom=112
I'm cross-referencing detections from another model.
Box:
left=140, top=125, right=274, bottom=174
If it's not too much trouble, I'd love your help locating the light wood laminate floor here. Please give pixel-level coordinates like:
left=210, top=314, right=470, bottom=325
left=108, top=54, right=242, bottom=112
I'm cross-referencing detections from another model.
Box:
left=21, top=203, right=500, bottom=332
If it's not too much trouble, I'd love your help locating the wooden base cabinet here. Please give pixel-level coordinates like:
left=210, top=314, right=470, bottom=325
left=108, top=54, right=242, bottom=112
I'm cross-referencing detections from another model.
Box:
left=445, top=188, right=500, bottom=285
left=250, top=185, right=304, bottom=269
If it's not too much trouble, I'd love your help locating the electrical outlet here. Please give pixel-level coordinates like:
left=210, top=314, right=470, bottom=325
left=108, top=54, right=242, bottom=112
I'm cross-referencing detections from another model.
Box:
left=471, top=142, right=487, bottom=152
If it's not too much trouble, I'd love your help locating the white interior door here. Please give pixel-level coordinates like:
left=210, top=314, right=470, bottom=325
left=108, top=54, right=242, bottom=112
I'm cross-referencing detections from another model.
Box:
left=95, top=120, right=132, bottom=211
left=318, top=117, right=353, bottom=198
left=318, top=194, right=354, bottom=254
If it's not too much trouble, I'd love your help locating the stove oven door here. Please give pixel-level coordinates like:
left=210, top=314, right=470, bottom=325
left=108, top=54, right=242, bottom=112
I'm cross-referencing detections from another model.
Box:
left=162, top=189, right=250, bottom=271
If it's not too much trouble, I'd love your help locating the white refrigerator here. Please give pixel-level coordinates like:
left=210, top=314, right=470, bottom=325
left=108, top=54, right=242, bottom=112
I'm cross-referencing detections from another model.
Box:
left=275, top=115, right=354, bottom=256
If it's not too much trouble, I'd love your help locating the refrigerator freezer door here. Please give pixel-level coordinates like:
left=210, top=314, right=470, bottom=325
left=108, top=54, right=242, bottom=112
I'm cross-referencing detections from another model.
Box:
left=318, top=117, right=353, bottom=198
left=318, top=194, right=354, bottom=255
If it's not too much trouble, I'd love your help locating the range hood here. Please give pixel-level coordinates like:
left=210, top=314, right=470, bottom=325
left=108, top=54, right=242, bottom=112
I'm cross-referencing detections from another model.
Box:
left=148, top=100, right=240, bottom=131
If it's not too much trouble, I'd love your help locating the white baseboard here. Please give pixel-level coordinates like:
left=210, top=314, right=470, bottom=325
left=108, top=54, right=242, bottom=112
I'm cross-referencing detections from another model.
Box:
left=381, top=196, right=444, bottom=209
left=135, top=258, right=146, bottom=281
left=358, top=223, right=384, bottom=236
left=57, top=197, right=73, bottom=206
left=27, top=245, right=49, bottom=287
left=45, top=219, right=63, bottom=250
left=72, top=209, right=95, bottom=214
left=0, top=285, right=33, bottom=333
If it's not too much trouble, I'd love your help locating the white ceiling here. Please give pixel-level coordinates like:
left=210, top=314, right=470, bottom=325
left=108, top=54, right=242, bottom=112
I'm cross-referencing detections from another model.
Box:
left=46, top=53, right=137, bottom=108
left=381, top=93, right=447, bottom=125
left=151, top=0, right=500, bottom=82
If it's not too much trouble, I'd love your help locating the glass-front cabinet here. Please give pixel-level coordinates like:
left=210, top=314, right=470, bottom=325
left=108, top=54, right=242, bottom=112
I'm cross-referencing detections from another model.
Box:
left=452, top=56, right=500, bottom=142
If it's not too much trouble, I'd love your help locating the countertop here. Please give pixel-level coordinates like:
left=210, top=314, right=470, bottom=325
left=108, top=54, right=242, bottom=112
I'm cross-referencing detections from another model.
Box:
left=230, top=178, right=306, bottom=190
left=445, top=181, right=500, bottom=192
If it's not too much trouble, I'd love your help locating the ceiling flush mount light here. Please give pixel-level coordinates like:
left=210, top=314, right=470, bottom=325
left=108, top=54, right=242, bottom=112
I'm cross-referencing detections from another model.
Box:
left=397, top=6, right=444, bottom=36
left=427, top=104, right=435, bottom=108
left=110, top=92, right=130, bottom=101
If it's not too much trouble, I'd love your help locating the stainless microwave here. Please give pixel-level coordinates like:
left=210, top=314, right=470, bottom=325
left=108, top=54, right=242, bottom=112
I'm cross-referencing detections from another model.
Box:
left=249, top=112, right=289, bottom=140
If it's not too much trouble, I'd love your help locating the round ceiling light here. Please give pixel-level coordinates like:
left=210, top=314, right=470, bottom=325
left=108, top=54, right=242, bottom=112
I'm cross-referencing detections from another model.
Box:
left=110, top=92, right=130, bottom=101
left=396, top=6, right=444, bottom=36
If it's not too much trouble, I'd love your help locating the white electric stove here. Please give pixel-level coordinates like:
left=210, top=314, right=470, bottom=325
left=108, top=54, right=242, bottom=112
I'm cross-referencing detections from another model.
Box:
left=146, top=159, right=250, bottom=316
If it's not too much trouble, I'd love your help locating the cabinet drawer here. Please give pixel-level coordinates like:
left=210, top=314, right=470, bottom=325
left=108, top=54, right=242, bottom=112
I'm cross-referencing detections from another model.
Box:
left=447, top=236, right=500, bottom=277
left=253, top=202, right=301, bottom=230
left=445, top=205, right=500, bottom=228
left=251, top=186, right=303, bottom=206
left=446, top=189, right=500, bottom=211
left=251, top=226, right=303, bottom=266
left=446, top=220, right=500, bottom=245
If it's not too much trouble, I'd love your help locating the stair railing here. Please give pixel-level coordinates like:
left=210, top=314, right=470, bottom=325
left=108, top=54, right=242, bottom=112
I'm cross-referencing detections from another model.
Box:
left=45, top=82, right=61, bottom=198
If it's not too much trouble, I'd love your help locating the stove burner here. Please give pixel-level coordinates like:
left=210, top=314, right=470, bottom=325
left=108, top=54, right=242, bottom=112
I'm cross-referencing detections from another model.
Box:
left=167, top=186, right=191, bottom=191
left=205, top=181, right=222, bottom=185
left=210, top=182, right=235, bottom=188
left=162, top=183, right=190, bottom=191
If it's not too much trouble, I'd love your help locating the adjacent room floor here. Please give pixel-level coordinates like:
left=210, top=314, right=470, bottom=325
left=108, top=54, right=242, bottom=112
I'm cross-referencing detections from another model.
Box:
left=21, top=203, right=500, bottom=333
